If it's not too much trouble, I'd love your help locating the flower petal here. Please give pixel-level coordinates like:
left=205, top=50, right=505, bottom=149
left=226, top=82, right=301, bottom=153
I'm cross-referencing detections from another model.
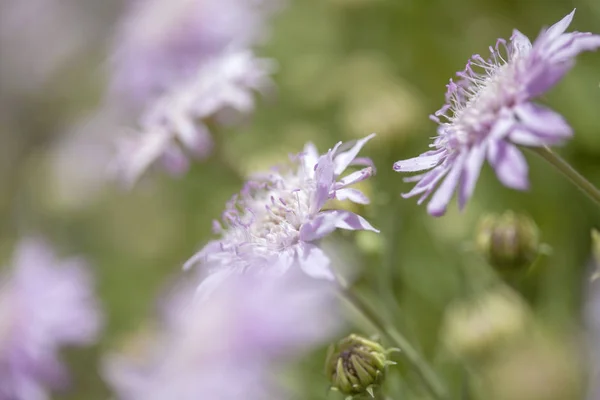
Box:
left=393, top=153, right=444, bottom=172
left=295, top=243, right=335, bottom=280
left=488, top=141, right=529, bottom=190
left=312, top=153, right=335, bottom=213
left=426, top=152, right=467, bottom=217
left=511, top=29, right=532, bottom=56
left=299, top=213, right=339, bottom=242
left=542, top=9, right=575, bottom=43
left=514, top=103, right=572, bottom=141
left=194, top=268, right=235, bottom=301
left=333, top=133, right=376, bottom=176
left=302, top=142, right=320, bottom=177
left=334, top=167, right=374, bottom=190
left=319, top=210, right=379, bottom=233
left=458, top=143, right=487, bottom=210
left=335, top=188, right=370, bottom=204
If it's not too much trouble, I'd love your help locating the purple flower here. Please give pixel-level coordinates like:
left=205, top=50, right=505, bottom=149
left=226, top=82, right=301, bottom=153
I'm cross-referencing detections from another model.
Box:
left=0, top=238, right=103, bottom=399
left=110, top=0, right=280, bottom=186
left=393, top=10, right=600, bottom=216
left=103, top=272, right=341, bottom=400
left=183, top=134, right=378, bottom=295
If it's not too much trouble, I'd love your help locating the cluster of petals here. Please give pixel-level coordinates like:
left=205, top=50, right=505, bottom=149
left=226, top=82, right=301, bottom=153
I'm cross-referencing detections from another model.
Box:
left=110, top=0, right=280, bottom=186
left=0, top=238, right=102, bottom=399
left=184, top=134, right=379, bottom=295
left=103, top=271, right=341, bottom=400
left=393, top=10, right=600, bottom=216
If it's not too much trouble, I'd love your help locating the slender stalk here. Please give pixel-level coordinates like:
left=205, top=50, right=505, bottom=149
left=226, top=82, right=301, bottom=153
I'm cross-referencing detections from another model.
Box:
left=339, top=284, right=450, bottom=400
left=528, top=146, right=600, bottom=206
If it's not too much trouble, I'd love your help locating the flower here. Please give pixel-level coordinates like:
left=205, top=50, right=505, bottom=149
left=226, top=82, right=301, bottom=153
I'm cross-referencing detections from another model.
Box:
left=0, top=238, right=103, bottom=399
left=103, top=272, right=341, bottom=400
left=110, top=0, right=280, bottom=186
left=183, top=134, right=378, bottom=295
left=393, top=10, right=600, bottom=216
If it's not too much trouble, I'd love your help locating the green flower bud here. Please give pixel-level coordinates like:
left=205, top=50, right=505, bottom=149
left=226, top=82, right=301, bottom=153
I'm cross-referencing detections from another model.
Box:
left=475, top=211, right=540, bottom=274
left=325, top=334, right=396, bottom=399
left=441, top=288, right=531, bottom=361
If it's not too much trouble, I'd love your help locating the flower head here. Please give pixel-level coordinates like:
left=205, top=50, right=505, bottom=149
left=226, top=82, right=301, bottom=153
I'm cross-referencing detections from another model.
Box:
left=394, top=10, right=600, bottom=216
left=184, top=134, right=378, bottom=295
left=110, top=0, right=280, bottom=186
left=0, top=238, right=103, bottom=399
left=103, top=272, right=341, bottom=400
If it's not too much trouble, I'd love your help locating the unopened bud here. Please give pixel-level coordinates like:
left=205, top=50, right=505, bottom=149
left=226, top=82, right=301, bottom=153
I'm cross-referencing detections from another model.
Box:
left=325, top=334, right=396, bottom=399
left=475, top=211, right=540, bottom=274
left=441, top=288, right=530, bottom=361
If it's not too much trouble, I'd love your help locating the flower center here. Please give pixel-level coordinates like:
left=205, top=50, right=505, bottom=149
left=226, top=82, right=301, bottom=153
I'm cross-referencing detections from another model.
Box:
left=436, top=41, right=523, bottom=152
left=222, top=168, right=314, bottom=255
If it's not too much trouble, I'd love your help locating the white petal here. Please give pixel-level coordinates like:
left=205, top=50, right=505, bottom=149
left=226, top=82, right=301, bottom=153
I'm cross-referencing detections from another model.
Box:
left=426, top=152, right=467, bottom=217
left=333, top=133, right=376, bottom=176
left=295, top=243, right=335, bottom=280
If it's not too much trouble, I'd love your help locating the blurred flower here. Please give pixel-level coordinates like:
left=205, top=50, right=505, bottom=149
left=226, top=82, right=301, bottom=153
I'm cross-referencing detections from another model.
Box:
left=103, top=272, right=341, bottom=400
left=184, top=135, right=379, bottom=296
left=441, top=288, right=530, bottom=361
left=0, top=238, right=103, bottom=399
left=475, top=334, right=582, bottom=400
left=110, top=0, right=280, bottom=186
left=394, top=10, right=600, bottom=216
left=0, top=0, right=99, bottom=98
left=325, top=334, right=396, bottom=398
left=475, top=211, right=540, bottom=275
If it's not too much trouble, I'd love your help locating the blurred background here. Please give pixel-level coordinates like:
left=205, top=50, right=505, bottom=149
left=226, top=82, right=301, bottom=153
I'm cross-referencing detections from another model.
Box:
left=1, top=0, right=600, bottom=398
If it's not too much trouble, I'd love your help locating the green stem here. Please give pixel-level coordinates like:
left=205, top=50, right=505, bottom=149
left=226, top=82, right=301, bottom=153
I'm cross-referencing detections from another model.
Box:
left=528, top=146, right=600, bottom=206
left=339, top=284, right=450, bottom=400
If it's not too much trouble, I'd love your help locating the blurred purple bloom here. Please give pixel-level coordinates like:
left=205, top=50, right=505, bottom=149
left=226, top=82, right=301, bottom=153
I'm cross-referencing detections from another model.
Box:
left=394, top=10, right=600, bottom=216
left=184, top=134, right=378, bottom=296
left=103, top=272, right=341, bottom=400
left=110, top=0, right=280, bottom=186
left=0, top=238, right=102, bottom=399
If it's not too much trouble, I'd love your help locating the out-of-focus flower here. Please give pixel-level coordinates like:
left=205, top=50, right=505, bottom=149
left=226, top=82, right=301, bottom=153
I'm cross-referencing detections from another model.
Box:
left=0, top=238, right=103, bottom=399
left=475, top=211, right=540, bottom=275
left=475, top=334, right=582, bottom=400
left=184, top=135, right=379, bottom=296
left=0, top=0, right=99, bottom=99
left=110, top=0, right=280, bottom=186
left=103, top=272, right=341, bottom=400
left=441, top=287, right=530, bottom=361
left=325, top=334, right=396, bottom=398
left=394, top=10, right=600, bottom=216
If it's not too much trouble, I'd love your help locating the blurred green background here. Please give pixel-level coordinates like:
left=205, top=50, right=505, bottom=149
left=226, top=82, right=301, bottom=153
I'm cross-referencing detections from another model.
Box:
left=1, top=0, right=600, bottom=398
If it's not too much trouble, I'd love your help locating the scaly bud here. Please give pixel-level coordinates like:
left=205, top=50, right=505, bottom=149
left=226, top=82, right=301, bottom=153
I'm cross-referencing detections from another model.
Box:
left=475, top=211, right=540, bottom=275
left=325, top=334, right=396, bottom=399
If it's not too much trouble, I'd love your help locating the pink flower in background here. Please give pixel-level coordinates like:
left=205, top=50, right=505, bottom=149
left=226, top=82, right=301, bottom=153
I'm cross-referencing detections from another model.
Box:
left=184, top=134, right=378, bottom=296
left=0, top=238, right=103, bottom=399
left=394, top=10, right=600, bottom=216
left=103, top=272, right=341, bottom=400
left=110, top=0, right=281, bottom=186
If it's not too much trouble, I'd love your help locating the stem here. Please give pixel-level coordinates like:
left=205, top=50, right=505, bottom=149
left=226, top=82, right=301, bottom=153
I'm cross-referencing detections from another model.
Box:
left=339, top=284, right=450, bottom=400
left=528, top=146, right=600, bottom=206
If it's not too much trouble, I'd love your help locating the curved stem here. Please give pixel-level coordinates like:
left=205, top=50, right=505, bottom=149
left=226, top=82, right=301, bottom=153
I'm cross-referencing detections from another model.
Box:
left=339, top=284, right=450, bottom=400
left=528, top=146, right=600, bottom=206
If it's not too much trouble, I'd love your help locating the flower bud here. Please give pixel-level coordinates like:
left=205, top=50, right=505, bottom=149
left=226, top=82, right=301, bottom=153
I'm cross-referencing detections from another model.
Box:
left=325, top=334, right=395, bottom=399
left=441, top=288, right=530, bottom=361
left=475, top=211, right=540, bottom=274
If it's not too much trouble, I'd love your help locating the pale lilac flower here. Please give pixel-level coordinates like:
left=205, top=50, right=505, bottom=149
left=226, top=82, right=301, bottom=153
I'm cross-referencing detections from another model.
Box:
left=183, top=134, right=379, bottom=295
left=103, top=272, right=341, bottom=400
left=0, top=238, right=103, bottom=400
left=394, top=10, right=600, bottom=216
left=110, top=0, right=279, bottom=186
